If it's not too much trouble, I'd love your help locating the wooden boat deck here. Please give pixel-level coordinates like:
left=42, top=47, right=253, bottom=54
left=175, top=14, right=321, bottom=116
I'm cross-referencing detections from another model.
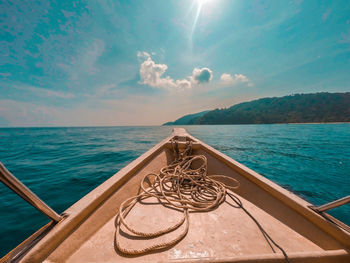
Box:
left=13, top=129, right=349, bottom=263
left=63, top=196, right=326, bottom=262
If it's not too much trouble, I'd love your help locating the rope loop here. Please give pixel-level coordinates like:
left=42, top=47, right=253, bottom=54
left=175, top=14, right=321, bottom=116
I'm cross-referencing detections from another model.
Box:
left=115, top=139, right=289, bottom=262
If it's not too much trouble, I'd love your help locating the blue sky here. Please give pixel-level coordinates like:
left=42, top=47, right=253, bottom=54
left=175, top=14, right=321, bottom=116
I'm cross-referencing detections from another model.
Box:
left=1, top=0, right=350, bottom=126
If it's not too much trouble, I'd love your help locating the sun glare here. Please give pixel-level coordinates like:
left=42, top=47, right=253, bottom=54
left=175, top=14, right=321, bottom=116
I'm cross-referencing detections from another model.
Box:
left=196, top=0, right=213, bottom=4
left=191, top=0, right=215, bottom=40
left=196, top=0, right=214, bottom=7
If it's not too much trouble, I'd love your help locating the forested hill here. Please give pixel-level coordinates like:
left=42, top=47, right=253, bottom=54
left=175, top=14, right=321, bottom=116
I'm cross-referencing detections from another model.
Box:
left=163, top=110, right=210, bottom=125
left=163, top=92, right=350, bottom=125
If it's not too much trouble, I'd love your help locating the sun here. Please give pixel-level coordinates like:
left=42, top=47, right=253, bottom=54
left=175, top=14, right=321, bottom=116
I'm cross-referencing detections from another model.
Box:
left=196, top=0, right=214, bottom=6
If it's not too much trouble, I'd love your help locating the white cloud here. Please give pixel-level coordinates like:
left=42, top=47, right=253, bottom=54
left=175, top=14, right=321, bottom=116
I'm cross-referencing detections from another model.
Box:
left=191, top=67, right=213, bottom=84
left=139, top=56, right=191, bottom=90
left=137, top=51, right=151, bottom=60
left=175, top=79, right=192, bottom=90
left=220, top=73, right=252, bottom=87
left=220, top=73, right=233, bottom=83
left=138, top=53, right=212, bottom=90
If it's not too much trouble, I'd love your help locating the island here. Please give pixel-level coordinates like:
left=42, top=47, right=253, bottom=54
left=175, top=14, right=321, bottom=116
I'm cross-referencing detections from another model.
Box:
left=163, top=92, right=350, bottom=125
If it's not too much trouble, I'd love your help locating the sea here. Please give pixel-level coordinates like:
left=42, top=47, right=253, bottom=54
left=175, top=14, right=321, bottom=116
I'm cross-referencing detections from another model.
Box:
left=0, top=124, right=349, bottom=257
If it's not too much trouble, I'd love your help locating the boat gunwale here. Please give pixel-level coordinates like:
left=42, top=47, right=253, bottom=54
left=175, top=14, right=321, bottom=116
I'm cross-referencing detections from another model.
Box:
left=185, top=132, right=350, bottom=247
left=160, top=249, right=350, bottom=263
left=15, top=130, right=177, bottom=262
left=0, top=221, right=54, bottom=263
left=14, top=128, right=350, bottom=262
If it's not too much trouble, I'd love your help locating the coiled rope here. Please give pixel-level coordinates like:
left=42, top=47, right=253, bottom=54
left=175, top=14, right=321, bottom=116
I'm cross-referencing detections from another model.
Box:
left=115, top=139, right=289, bottom=262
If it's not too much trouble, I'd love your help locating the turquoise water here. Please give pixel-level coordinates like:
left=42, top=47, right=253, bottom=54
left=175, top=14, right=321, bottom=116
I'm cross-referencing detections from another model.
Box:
left=0, top=125, right=349, bottom=257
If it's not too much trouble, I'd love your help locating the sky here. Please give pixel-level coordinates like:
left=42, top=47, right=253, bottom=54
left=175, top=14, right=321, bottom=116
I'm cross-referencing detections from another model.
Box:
left=0, top=0, right=350, bottom=127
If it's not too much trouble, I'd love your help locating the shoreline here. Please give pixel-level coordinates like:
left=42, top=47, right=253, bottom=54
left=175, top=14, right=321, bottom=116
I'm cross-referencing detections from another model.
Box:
left=274, top=122, right=350, bottom=125
left=1, top=122, right=350, bottom=129
left=163, top=122, right=350, bottom=126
